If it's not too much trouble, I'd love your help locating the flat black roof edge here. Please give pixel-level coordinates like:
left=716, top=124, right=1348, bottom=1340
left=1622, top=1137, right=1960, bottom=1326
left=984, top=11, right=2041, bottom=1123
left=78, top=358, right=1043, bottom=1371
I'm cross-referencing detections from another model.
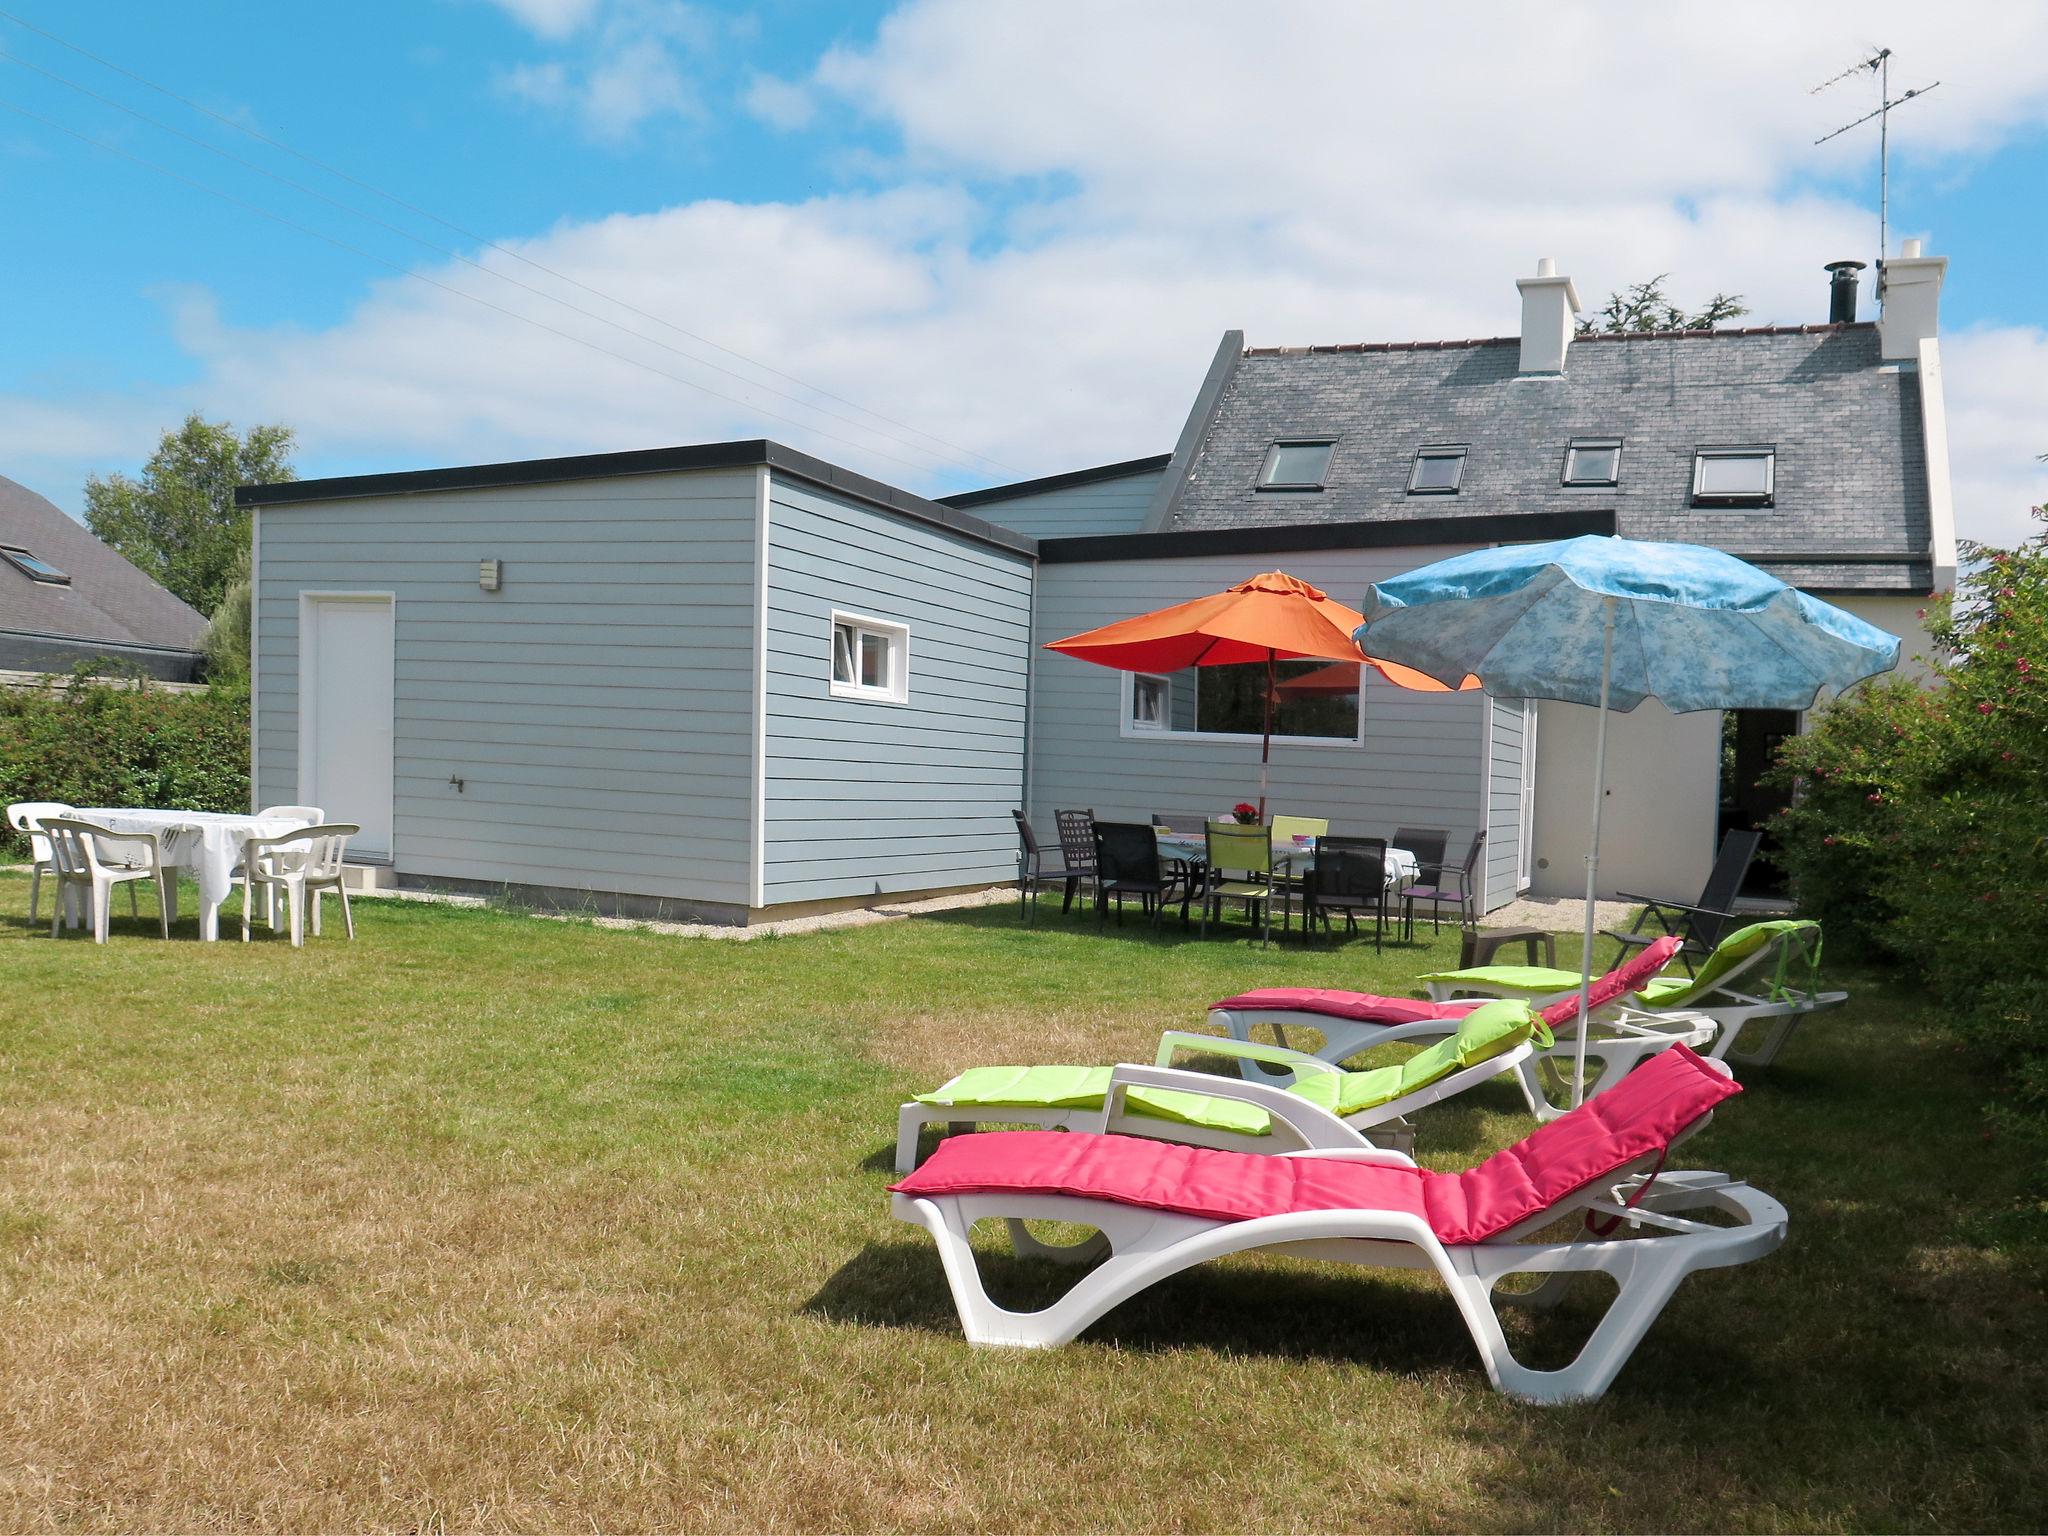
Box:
left=937, top=453, right=1174, bottom=510
left=1038, top=509, right=1618, bottom=564
left=234, top=439, right=1037, bottom=558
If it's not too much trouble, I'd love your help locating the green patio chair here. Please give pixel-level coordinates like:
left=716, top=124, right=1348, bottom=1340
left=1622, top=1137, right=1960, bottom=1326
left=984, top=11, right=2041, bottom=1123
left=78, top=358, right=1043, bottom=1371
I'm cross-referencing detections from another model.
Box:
left=1202, top=820, right=1281, bottom=945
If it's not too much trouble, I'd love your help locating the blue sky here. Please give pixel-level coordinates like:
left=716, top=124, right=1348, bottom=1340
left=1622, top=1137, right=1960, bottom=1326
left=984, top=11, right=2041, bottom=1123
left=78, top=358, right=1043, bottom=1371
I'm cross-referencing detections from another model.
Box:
left=2, top=1, right=2044, bottom=541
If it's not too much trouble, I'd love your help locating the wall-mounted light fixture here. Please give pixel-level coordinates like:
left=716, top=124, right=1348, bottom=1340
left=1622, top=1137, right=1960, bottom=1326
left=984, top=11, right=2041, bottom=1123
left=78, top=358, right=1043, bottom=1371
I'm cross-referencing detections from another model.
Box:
left=479, top=558, right=502, bottom=592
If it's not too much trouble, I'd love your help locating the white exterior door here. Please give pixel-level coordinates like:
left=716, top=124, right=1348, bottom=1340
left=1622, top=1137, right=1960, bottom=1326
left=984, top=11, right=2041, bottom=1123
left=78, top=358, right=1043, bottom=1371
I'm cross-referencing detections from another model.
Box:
left=1518, top=699, right=1539, bottom=888
left=299, top=595, right=395, bottom=859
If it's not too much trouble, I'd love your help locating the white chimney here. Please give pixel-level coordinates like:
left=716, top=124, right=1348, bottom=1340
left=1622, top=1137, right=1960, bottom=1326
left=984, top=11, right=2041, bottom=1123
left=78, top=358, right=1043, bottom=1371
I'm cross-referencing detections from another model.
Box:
left=1516, top=257, right=1581, bottom=376
left=1879, top=238, right=1946, bottom=361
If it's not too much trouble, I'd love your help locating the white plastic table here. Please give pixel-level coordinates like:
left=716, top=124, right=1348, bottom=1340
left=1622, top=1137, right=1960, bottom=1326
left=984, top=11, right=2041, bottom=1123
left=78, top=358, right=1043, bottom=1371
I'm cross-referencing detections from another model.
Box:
left=74, top=808, right=316, bottom=940
left=1154, top=831, right=1420, bottom=890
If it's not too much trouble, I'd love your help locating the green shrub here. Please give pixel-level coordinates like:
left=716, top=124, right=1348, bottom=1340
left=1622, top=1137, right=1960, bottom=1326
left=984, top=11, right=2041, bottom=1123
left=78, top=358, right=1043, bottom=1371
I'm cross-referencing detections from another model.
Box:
left=0, top=666, right=249, bottom=853
left=1774, top=508, right=2048, bottom=1156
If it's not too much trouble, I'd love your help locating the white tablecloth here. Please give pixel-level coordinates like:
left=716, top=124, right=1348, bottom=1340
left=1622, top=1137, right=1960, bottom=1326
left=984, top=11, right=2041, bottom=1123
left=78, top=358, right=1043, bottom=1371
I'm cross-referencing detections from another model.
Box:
left=76, top=808, right=315, bottom=935
left=1154, top=831, right=1420, bottom=890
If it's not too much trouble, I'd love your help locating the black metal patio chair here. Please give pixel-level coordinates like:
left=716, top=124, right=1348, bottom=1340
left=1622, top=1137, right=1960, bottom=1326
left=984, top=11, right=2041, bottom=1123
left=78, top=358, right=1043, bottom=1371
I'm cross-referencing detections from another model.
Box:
left=1305, top=835, right=1389, bottom=950
left=1012, top=809, right=1076, bottom=925
left=1608, top=828, right=1762, bottom=974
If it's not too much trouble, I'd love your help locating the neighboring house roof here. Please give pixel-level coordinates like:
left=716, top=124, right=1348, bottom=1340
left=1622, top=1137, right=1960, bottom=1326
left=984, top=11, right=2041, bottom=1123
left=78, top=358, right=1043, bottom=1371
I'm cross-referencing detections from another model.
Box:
left=238, top=438, right=1036, bottom=558
left=1154, top=322, right=1933, bottom=593
left=0, top=474, right=207, bottom=657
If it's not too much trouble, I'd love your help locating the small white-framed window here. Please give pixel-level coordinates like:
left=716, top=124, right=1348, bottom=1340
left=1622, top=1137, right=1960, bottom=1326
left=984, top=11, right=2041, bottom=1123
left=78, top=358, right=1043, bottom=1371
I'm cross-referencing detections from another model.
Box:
left=1407, top=445, right=1466, bottom=494
left=1257, top=439, right=1336, bottom=491
left=829, top=611, right=909, bottom=703
left=1130, top=673, right=1171, bottom=730
left=1692, top=447, right=1776, bottom=507
left=1562, top=438, right=1622, bottom=487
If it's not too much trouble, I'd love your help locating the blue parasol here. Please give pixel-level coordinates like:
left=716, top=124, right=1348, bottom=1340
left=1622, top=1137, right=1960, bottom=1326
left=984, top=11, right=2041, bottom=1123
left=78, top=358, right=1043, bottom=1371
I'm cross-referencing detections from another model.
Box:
left=1355, top=534, right=1900, bottom=1101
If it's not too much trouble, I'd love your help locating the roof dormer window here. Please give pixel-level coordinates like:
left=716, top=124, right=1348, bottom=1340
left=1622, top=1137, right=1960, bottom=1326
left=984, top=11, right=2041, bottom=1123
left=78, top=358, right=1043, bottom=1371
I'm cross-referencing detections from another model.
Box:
left=1407, top=445, right=1466, bottom=495
left=1562, top=438, right=1622, bottom=488
left=1256, top=439, right=1336, bottom=491
left=1, top=546, right=69, bottom=584
left=1692, top=447, right=1775, bottom=508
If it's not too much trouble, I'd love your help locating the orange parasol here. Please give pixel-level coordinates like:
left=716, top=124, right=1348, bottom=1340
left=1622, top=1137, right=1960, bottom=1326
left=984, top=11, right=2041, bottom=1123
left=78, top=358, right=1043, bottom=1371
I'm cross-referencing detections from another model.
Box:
left=1045, top=571, right=1479, bottom=814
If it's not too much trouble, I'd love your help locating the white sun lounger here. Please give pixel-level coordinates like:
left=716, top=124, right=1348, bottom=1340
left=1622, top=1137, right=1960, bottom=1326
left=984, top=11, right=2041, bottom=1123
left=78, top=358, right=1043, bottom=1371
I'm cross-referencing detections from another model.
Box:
left=896, top=1002, right=1553, bottom=1171
left=891, top=1046, right=1784, bottom=1405
left=1420, top=920, right=1846, bottom=1068
left=1207, top=937, right=1710, bottom=1118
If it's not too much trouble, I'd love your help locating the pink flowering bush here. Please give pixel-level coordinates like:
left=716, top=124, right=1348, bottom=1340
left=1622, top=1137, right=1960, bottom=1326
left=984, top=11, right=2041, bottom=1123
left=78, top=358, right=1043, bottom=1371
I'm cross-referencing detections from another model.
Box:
left=1774, top=508, right=2047, bottom=1141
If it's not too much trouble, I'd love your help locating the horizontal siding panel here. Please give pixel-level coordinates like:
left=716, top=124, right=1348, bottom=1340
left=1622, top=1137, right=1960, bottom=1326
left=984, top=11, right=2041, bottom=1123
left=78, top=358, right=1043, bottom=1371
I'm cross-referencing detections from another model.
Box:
left=760, top=475, right=1029, bottom=904
left=959, top=467, right=1165, bottom=539
left=255, top=468, right=758, bottom=905
left=1030, top=544, right=1504, bottom=907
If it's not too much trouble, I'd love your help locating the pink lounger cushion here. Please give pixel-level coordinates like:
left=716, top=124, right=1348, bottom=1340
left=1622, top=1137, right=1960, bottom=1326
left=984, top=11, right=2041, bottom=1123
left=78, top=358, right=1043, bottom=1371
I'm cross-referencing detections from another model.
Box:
left=1206, top=988, right=1481, bottom=1025
left=1534, top=934, right=1686, bottom=1029
left=1207, top=933, right=1687, bottom=1033
left=892, top=1045, right=1739, bottom=1247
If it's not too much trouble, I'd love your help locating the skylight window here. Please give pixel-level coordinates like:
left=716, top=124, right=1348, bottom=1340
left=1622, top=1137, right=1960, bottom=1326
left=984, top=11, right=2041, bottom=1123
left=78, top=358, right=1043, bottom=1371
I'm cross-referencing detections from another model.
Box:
left=1, top=546, right=69, bottom=584
left=1563, top=439, right=1622, bottom=487
left=1691, top=447, right=1776, bottom=508
left=1257, top=439, right=1336, bottom=491
left=1407, top=446, right=1466, bottom=495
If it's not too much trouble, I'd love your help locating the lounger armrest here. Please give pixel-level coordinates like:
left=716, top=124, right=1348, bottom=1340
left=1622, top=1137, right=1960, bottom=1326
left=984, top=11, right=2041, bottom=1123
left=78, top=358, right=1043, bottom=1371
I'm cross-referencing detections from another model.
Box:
left=1607, top=1008, right=1718, bottom=1049
left=1153, top=1031, right=1340, bottom=1077
left=1636, top=898, right=1738, bottom=926
left=1101, top=1064, right=1364, bottom=1153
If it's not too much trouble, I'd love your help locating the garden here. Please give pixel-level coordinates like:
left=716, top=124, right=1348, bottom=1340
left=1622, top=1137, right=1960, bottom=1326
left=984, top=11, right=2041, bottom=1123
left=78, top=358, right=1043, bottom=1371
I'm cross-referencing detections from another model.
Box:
left=2, top=876, right=2045, bottom=1531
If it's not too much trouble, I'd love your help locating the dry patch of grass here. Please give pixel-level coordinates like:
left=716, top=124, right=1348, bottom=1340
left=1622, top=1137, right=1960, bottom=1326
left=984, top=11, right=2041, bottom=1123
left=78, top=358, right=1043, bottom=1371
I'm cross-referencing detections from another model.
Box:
left=1, top=880, right=2044, bottom=1531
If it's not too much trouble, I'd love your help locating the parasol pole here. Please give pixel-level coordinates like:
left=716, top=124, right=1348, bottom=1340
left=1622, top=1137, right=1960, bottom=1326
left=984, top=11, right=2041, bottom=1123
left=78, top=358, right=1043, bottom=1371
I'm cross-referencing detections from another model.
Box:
left=1573, top=598, right=1617, bottom=1106
left=1259, top=648, right=1276, bottom=819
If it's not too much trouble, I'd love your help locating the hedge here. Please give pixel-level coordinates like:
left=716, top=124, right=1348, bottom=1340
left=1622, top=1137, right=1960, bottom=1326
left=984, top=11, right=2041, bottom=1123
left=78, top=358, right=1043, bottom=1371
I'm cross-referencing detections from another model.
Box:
left=0, top=667, right=249, bottom=853
left=1773, top=509, right=2048, bottom=1164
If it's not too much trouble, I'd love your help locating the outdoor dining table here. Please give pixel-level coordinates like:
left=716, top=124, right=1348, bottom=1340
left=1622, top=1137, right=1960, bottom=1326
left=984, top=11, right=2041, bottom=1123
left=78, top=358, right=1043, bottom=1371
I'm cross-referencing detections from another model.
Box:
left=73, top=808, right=318, bottom=941
left=1153, top=830, right=1420, bottom=889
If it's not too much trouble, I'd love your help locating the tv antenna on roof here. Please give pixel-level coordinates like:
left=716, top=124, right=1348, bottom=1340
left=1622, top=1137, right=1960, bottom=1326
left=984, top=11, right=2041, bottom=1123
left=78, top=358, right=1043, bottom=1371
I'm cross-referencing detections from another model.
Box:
left=1813, top=48, right=1941, bottom=268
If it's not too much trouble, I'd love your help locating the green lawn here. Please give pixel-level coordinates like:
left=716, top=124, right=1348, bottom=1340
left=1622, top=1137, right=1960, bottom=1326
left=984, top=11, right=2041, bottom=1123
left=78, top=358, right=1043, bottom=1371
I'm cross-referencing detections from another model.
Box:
left=1, top=874, right=2043, bottom=1532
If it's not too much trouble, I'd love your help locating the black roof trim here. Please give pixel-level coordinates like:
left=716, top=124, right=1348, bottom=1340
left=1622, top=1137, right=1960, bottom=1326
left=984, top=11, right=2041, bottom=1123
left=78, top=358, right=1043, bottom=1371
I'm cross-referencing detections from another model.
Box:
left=937, top=453, right=1173, bottom=510
left=235, top=439, right=1037, bottom=557
left=1038, top=509, right=1617, bottom=564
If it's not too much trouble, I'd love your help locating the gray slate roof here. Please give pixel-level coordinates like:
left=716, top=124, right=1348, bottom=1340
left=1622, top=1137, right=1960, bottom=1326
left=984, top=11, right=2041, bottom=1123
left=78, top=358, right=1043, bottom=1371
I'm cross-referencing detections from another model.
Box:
left=1167, top=323, right=1931, bottom=592
left=0, top=475, right=207, bottom=657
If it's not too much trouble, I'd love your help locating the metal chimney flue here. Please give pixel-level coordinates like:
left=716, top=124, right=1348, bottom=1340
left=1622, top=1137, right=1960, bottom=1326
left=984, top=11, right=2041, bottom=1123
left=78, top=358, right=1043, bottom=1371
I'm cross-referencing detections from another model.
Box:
left=1825, top=259, right=1866, bottom=324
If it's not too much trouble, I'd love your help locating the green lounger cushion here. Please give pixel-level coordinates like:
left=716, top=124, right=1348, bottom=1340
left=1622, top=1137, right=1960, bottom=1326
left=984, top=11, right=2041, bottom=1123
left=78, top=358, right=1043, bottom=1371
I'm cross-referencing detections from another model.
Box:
left=916, top=1065, right=1273, bottom=1136
left=1415, top=962, right=1585, bottom=994
left=1290, top=999, right=1549, bottom=1114
left=1633, top=920, right=1820, bottom=1007
left=917, top=1001, right=1547, bottom=1136
left=1419, top=920, right=1822, bottom=1008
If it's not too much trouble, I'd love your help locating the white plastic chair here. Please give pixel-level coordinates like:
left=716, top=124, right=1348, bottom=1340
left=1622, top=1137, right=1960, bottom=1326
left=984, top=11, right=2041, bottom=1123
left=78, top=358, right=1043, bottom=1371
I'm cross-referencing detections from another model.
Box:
left=241, top=823, right=359, bottom=946
left=237, top=807, right=324, bottom=927
left=40, top=817, right=171, bottom=942
left=6, top=800, right=72, bottom=924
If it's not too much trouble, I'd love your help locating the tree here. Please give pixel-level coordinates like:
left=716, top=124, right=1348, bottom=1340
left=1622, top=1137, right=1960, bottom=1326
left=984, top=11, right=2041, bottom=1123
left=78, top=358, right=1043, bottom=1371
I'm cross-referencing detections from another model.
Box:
left=84, top=413, right=295, bottom=617
left=1575, top=275, right=1750, bottom=336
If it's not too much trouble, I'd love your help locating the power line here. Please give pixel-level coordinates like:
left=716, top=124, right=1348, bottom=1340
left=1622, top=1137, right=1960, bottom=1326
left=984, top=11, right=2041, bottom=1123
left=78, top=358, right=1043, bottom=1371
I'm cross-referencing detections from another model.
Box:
left=0, top=95, right=956, bottom=477
left=0, top=6, right=1014, bottom=475
left=0, top=44, right=972, bottom=476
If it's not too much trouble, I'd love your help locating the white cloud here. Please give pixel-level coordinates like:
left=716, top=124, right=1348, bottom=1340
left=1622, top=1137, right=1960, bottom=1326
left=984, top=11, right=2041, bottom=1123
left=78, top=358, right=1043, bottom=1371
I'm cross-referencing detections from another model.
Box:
left=1942, top=327, right=2048, bottom=548
left=484, top=0, right=601, bottom=41
left=743, top=72, right=814, bottom=132
left=494, top=1, right=709, bottom=139
left=22, top=0, right=2048, bottom=557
